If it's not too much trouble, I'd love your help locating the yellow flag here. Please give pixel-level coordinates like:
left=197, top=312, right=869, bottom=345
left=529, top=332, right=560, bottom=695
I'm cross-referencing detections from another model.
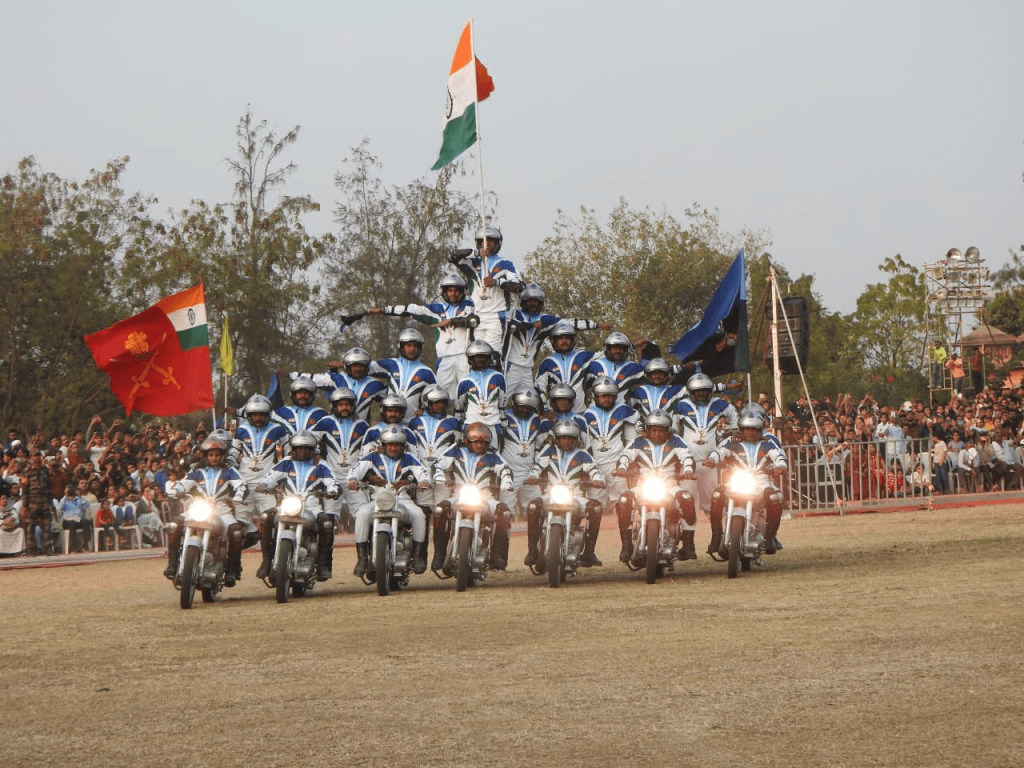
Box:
left=219, top=314, right=234, bottom=375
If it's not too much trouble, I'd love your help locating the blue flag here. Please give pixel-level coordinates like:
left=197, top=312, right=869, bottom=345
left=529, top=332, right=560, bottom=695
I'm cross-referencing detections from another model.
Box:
left=669, top=250, right=750, bottom=378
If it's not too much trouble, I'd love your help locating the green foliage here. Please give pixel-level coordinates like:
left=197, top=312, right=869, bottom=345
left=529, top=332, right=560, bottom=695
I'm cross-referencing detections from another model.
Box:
left=0, top=157, right=157, bottom=436
left=524, top=201, right=759, bottom=349
left=982, top=288, right=1024, bottom=337
left=326, top=140, right=482, bottom=363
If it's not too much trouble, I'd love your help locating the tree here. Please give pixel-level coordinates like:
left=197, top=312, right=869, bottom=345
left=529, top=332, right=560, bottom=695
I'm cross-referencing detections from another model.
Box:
left=326, top=140, right=482, bottom=362
left=117, top=109, right=335, bottom=399
left=524, top=201, right=757, bottom=351
left=0, top=156, right=158, bottom=436
left=846, top=255, right=928, bottom=402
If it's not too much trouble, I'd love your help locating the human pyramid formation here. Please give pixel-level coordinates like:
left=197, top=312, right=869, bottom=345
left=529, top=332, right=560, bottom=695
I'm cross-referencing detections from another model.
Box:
left=162, top=228, right=787, bottom=587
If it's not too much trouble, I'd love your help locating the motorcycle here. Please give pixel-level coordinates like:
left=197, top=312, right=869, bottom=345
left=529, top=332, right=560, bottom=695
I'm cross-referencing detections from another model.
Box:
left=623, top=473, right=679, bottom=584
left=362, top=484, right=419, bottom=597
left=437, top=482, right=497, bottom=593
left=529, top=482, right=590, bottom=588
left=262, top=490, right=320, bottom=603
left=715, top=466, right=767, bottom=579
left=171, top=496, right=238, bottom=609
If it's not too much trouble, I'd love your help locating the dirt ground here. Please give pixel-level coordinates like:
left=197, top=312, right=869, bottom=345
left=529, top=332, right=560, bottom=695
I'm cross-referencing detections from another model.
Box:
left=2, top=502, right=1022, bottom=768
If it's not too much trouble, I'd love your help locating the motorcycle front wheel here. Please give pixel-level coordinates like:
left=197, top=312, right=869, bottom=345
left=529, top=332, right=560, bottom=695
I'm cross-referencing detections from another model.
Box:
left=456, top=528, right=473, bottom=593
left=547, top=524, right=564, bottom=588
left=727, top=516, right=744, bottom=579
left=376, top=532, right=393, bottom=597
left=276, top=539, right=294, bottom=603
left=644, top=519, right=660, bottom=584
left=180, top=545, right=200, bottom=609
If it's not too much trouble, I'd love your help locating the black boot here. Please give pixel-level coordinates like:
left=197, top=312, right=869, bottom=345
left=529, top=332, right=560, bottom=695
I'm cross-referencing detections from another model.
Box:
left=317, top=521, right=335, bottom=581
left=618, top=526, right=634, bottom=563
left=707, top=505, right=724, bottom=556
left=579, top=505, right=603, bottom=567
left=524, top=507, right=542, bottom=566
left=256, top=524, right=274, bottom=580
left=353, top=542, right=369, bottom=577
left=432, top=502, right=451, bottom=572
left=411, top=541, right=428, bottom=574
left=490, top=504, right=511, bottom=570
left=764, top=506, right=783, bottom=555
left=678, top=529, right=697, bottom=560
left=163, top=525, right=182, bottom=579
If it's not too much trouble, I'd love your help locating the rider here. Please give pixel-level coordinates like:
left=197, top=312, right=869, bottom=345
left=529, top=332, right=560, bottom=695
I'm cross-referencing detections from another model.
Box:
left=705, top=410, right=788, bottom=555
left=535, top=321, right=597, bottom=415
left=584, top=376, right=639, bottom=521
left=362, top=394, right=418, bottom=457
left=365, top=273, right=479, bottom=399
left=628, top=358, right=687, bottom=427
left=498, top=388, right=550, bottom=529
left=456, top=340, right=506, bottom=443
left=310, top=387, right=370, bottom=535
left=369, top=328, right=438, bottom=421
left=448, top=226, right=523, bottom=350
left=273, top=376, right=329, bottom=435
left=673, top=373, right=737, bottom=553
left=523, top=420, right=607, bottom=567
left=257, top=430, right=340, bottom=581
left=433, top=422, right=515, bottom=571
left=409, top=385, right=463, bottom=569
left=585, top=332, right=645, bottom=404
left=164, top=436, right=248, bottom=586
left=501, top=282, right=612, bottom=397
left=346, top=425, right=431, bottom=577
left=613, top=410, right=698, bottom=562
left=230, top=394, right=291, bottom=579
left=543, top=383, right=588, bottom=443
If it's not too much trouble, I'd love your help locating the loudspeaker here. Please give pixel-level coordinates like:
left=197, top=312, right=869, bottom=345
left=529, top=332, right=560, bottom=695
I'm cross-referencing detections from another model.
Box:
left=764, top=296, right=810, bottom=376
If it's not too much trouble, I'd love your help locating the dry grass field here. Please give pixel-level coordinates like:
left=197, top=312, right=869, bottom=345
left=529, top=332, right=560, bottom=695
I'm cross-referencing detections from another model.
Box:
left=2, top=502, right=1022, bottom=768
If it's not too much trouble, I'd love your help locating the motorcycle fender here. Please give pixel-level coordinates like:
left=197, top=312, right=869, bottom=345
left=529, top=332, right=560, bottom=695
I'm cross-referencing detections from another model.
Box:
left=549, top=515, right=567, bottom=528
left=183, top=533, right=205, bottom=551
left=278, top=528, right=298, bottom=544
left=375, top=522, right=395, bottom=537
left=457, top=519, right=475, bottom=531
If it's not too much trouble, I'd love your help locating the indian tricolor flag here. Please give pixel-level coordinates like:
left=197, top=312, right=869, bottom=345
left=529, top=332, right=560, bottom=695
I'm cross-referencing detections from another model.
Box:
left=85, top=284, right=214, bottom=416
left=431, top=20, right=495, bottom=171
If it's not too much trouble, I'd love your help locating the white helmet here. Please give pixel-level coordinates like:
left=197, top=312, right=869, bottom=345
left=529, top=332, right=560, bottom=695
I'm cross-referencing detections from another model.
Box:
left=290, top=376, right=317, bottom=404
left=475, top=226, right=503, bottom=254
left=686, top=373, right=714, bottom=403
left=591, top=376, right=619, bottom=398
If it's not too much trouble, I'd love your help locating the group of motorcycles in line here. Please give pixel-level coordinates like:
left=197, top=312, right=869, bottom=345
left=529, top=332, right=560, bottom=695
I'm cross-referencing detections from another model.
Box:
left=166, top=456, right=777, bottom=609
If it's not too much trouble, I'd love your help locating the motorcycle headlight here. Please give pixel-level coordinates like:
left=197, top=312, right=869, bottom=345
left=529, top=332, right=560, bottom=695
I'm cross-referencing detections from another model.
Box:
left=728, top=469, right=757, bottom=496
left=375, top=488, right=397, bottom=512
left=640, top=476, right=668, bottom=503
left=458, top=484, right=483, bottom=507
left=188, top=499, right=214, bottom=523
left=280, top=495, right=303, bottom=517
left=550, top=484, right=573, bottom=506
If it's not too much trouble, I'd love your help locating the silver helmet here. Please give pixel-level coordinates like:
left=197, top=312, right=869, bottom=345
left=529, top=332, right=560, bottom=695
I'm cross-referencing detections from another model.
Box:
left=343, top=347, right=371, bottom=369
left=379, top=425, right=408, bottom=446
left=440, top=272, right=467, bottom=294
left=738, top=412, right=765, bottom=432
left=552, top=420, right=581, bottom=440
left=329, top=387, right=357, bottom=405
left=549, top=321, right=576, bottom=344
left=548, top=383, right=576, bottom=408
left=245, top=394, right=272, bottom=415
left=289, top=430, right=318, bottom=455
left=475, top=226, right=503, bottom=254
left=398, top=327, right=424, bottom=347
left=466, top=339, right=494, bottom=359
left=290, top=376, right=317, bottom=404
left=645, top=410, right=673, bottom=430
left=380, top=393, right=409, bottom=415
left=591, top=376, right=619, bottom=398
left=423, top=385, right=450, bottom=408
left=511, top=388, right=541, bottom=411
left=644, top=357, right=671, bottom=380
left=519, top=282, right=545, bottom=306
left=686, top=373, right=714, bottom=401
left=603, top=332, right=633, bottom=353
left=200, top=436, right=228, bottom=454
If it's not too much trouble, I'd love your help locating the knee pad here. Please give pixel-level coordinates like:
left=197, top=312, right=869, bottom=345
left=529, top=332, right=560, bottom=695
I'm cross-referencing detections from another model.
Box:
left=433, top=500, right=452, bottom=519
left=317, top=513, right=335, bottom=533
left=616, top=491, right=635, bottom=514
left=228, top=523, right=244, bottom=541
left=585, top=499, right=603, bottom=520
left=495, top=503, right=512, bottom=525
left=675, top=490, right=696, bottom=526
left=526, top=498, right=544, bottom=518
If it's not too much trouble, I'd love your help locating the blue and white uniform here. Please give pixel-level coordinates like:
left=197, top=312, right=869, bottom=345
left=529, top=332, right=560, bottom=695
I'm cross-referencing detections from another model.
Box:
left=310, top=413, right=370, bottom=523
left=535, top=349, right=596, bottom=414
left=230, top=420, right=291, bottom=528
left=347, top=451, right=429, bottom=544
left=617, top=434, right=696, bottom=533
left=583, top=402, right=639, bottom=508
left=450, top=250, right=522, bottom=349
left=502, top=314, right=604, bottom=397
left=409, top=411, right=462, bottom=508
left=498, top=408, right=551, bottom=516
left=370, top=357, right=436, bottom=420
left=673, top=395, right=737, bottom=514
left=586, top=357, right=645, bottom=406
left=258, top=456, right=339, bottom=519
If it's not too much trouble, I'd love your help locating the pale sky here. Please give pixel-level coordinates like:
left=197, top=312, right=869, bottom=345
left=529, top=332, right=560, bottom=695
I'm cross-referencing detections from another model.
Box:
left=4, top=0, right=1022, bottom=314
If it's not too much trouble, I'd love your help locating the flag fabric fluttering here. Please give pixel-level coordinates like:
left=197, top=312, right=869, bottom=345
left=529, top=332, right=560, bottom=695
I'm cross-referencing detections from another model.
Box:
left=84, top=284, right=214, bottom=416
left=219, top=313, right=234, bottom=376
left=669, top=251, right=750, bottom=378
left=431, top=20, right=495, bottom=171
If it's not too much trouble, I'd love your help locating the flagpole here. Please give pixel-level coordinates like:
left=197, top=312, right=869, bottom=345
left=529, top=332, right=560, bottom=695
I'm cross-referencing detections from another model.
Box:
left=470, top=18, right=488, bottom=237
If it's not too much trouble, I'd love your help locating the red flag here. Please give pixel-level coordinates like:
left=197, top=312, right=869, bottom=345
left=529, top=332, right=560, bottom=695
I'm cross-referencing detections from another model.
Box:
left=85, top=292, right=214, bottom=416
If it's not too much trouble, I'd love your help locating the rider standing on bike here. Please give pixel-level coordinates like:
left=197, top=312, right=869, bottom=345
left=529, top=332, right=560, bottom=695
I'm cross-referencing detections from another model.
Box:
left=585, top=333, right=645, bottom=405
left=311, top=387, right=370, bottom=535
left=613, top=410, right=698, bottom=563
left=164, top=436, right=248, bottom=586
left=257, top=431, right=341, bottom=581
left=433, top=422, right=515, bottom=571
left=273, top=376, right=329, bottom=435
left=584, top=376, right=638, bottom=521
left=705, top=411, right=787, bottom=556
left=524, top=421, right=607, bottom=568
left=347, top=426, right=431, bottom=577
